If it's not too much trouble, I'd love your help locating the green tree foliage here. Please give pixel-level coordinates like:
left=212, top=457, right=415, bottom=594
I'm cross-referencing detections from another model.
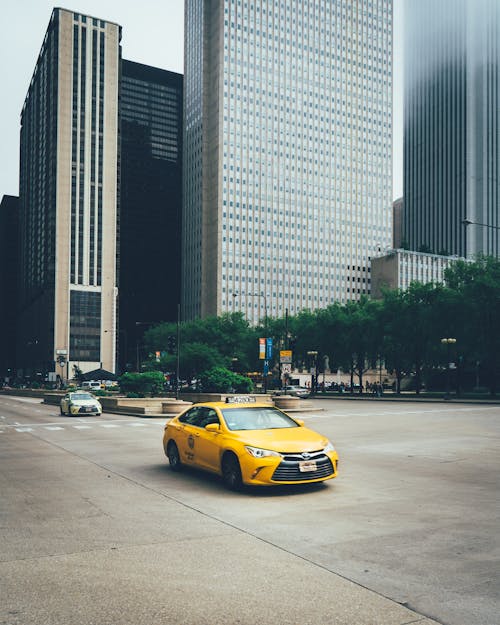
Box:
left=130, top=257, right=500, bottom=396
left=199, top=367, right=253, bottom=393
left=444, top=256, right=500, bottom=394
left=118, top=371, right=165, bottom=396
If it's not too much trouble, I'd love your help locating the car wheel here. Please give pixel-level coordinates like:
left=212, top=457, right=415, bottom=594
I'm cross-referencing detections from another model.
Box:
left=221, top=453, right=242, bottom=491
left=167, top=441, right=182, bottom=471
left=60, top=406, right=65, bottom=415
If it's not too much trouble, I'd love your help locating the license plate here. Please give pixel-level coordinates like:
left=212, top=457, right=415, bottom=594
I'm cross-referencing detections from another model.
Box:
left=85, top=407, right=93, bottom=412
left=299, top=460, right=317, bottom=472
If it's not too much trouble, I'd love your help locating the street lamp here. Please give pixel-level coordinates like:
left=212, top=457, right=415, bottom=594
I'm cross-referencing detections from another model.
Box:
left=462, top=218, right=500, bottom=231
left=307, top=350, right=318, bottom=395
left=441, top=338, right=457, bottom=400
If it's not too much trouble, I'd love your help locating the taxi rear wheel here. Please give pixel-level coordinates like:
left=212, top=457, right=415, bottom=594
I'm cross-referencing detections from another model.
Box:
left=167, top=441, right=182, bottom=471
left=221, top=453, right=242, bottom=490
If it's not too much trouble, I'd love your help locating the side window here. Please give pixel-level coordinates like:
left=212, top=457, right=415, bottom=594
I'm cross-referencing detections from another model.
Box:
left=198, top=408, right=220, bottom=428
left=178, top=407, right=202, bottom=425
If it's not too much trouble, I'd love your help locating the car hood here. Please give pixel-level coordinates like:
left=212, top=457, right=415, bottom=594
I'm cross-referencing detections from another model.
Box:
left=234, top=427, right=329, bottom=453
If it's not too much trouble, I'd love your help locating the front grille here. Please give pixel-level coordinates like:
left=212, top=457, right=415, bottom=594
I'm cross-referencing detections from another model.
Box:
left=272, top=452, right=335, bottom=482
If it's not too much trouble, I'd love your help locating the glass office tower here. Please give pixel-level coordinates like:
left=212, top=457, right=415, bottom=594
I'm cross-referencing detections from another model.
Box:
left=403, top=0, right=500, bottom=258
left=183, top=0, right=393, bottom=322
left=18, top=9, right=120, bottom=379
left=119, top=60, right=183, bottom=371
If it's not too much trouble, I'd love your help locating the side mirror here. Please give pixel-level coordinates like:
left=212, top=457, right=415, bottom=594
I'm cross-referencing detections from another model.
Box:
left=205, top=423, right=220, bottom=432
left=295, top=419, right=305, bottom=427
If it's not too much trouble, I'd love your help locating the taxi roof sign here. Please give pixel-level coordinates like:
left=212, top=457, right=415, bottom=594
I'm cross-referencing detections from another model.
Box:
left=226, top=395, right=256, bottom=403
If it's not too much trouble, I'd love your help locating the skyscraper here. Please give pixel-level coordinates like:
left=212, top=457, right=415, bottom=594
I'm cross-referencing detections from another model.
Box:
left=0, top=195, right=19, bottom=379
left=403, top=0, right=500, bottom=258
left=119, top=60, right=183, bottom=371
left=18, top=9, right=121, bottom=379
left=183, top=0, right=393, bottom=323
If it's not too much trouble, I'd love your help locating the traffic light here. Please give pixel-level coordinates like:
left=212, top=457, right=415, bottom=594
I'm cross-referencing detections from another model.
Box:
left=167, top=335, right=176, bottom=354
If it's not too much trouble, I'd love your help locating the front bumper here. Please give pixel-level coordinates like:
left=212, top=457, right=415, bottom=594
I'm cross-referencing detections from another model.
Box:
left=240, top=451, right=338, bottom=486
left=70, top=404, right=101, bottom=415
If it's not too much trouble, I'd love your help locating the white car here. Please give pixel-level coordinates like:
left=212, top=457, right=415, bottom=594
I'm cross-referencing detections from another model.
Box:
left=81, top=381, right=102, bottom=391
left=60, top=391, right=102, bottom=416
left=276, top=385, right=311, bottom=398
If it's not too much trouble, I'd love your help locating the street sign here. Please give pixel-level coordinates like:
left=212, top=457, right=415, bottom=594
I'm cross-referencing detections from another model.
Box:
left=282, top=363, right=292, bottom=374
left=266, top=337, right=273, bottom=359
left=280, top=350, right=292, bottom=363
left=259, top=338, right=266, bottom=359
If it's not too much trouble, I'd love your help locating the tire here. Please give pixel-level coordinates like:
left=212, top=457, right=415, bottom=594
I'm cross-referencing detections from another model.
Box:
left=60, top=406, right=65, bottom=415
left=221, top=453, right=243, bottom=491
left=167, top=441, right=182, bottom=471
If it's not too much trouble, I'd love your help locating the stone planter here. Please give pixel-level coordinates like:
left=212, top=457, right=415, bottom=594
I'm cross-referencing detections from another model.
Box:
left=273, top=395, right=300, bottom=410
left=162, top=400, right=192, bottom=414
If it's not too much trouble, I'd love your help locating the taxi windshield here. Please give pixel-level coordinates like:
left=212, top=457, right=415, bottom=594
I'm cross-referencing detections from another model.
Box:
left=71, top=393, right=93, bottom=400
left=221, top=407, right=299, bottom=431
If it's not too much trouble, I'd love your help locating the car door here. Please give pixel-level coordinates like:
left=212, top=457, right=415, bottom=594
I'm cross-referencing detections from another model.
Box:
left=191, top=407, right=222, bottom=472
left=175, top=407, right=204, bottom=465
left=61, top=394, right=70, bottom=413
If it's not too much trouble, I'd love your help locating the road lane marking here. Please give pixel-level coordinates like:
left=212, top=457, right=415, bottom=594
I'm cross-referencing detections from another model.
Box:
left=99, top=423, right=119, bottom=428
left=72, top=425, right=92, bottom=429
left=15, top=428, right=34, bottom=432
left=45, top=426, right=64, bottom=431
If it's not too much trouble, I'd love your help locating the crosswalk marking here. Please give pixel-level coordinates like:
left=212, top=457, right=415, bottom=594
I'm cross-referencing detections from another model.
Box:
left=1, top=420, right=164, bottom=435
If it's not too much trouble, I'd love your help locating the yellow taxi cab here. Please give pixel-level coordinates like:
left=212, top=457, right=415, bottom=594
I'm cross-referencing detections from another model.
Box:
left=162, top=397, right=339, bottom=489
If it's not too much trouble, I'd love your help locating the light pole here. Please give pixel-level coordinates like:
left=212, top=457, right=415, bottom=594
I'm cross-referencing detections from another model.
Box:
left=135, top=321, right=156, bottom=371
left=307, top=350, right=318, bottom=395
left=233, top=291, right=269, bottom=392
left=441, top=338, right=457, bottom=400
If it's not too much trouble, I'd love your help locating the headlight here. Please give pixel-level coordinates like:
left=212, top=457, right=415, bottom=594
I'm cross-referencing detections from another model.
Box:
left=323, top=441, right=335, bottom=453
left=245, top=445, right=281, bottom=458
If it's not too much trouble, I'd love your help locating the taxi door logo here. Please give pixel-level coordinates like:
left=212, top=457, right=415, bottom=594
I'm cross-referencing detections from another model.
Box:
left=188, top=434, right=195, bottom=449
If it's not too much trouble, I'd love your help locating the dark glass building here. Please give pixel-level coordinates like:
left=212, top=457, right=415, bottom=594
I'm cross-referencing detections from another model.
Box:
left=403, top=0, right=500, bottom=258
left=0, top=195, right=19, bottom=380
left=119, top=60, right=183, bottom=371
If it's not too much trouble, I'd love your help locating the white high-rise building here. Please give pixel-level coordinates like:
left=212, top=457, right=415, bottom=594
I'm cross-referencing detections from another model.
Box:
left=183, top=0, right=393, bottom=322
left=18, top=9, right=120, bottom=378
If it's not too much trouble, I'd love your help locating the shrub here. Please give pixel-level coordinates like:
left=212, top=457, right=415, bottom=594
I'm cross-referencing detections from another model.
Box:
left=119, top=371, right=165, bottom=396
left=199, top=367, right=253, bottom=393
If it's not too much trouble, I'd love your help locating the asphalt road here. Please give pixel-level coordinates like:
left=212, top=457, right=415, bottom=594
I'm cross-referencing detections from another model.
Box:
left=0, top=395, right=498, bottom=625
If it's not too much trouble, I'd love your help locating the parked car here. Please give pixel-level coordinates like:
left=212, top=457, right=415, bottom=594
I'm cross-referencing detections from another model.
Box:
left=60, top=391, right=102, bottom=416
left=275, top=385, right=311, bottom=398
left=163, top=397, right=338, bottom=489
left=81, top=381, right=102, bottom=391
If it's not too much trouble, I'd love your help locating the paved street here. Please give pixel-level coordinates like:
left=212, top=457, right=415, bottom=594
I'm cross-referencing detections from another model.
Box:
left=0, top=395, right=498, bottom=625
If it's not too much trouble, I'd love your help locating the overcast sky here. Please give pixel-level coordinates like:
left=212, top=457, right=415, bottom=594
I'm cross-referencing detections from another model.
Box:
left=0, top=1, right=403, bottom=201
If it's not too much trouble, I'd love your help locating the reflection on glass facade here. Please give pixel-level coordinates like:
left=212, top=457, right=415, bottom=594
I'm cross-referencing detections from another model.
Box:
left=119, top=60, right=183, bottom=370
left=403, top=0, right=500, bottom=258
left=70, top=291, right=101, bottom=361
left=183, top=0, right=393, bottom=323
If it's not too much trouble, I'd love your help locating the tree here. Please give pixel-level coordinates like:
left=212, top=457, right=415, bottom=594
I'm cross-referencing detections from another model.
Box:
left=118, top=371, right=165, bottom=396
left=199, top=367, right=253, bottom=393
left=444, top=256, right=500, bottom=395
